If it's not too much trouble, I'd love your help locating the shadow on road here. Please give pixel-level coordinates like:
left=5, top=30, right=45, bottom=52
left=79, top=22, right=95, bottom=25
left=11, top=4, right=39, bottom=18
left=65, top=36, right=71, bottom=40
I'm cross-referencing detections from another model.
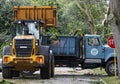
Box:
left=55, top=74, right=108, bottom=78
left=9, top=73, right=109, bottom=80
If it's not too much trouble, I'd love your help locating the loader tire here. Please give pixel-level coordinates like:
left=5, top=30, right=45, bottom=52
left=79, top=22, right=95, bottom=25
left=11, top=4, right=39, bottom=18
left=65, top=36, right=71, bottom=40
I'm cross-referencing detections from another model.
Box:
left=2, top=46, right=12, bottom=79
left=51, top=54, right=55, bottom=77
left=39, top=46, right=51, bottom=79
left=2, top=67, right=12, bottom=79
left=40, top=54, right=51, bottom=79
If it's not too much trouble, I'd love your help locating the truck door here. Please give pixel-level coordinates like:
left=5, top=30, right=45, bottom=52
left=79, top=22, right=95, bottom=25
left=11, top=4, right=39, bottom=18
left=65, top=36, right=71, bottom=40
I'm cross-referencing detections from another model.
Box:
left=85, top=36, right=104, bottom=59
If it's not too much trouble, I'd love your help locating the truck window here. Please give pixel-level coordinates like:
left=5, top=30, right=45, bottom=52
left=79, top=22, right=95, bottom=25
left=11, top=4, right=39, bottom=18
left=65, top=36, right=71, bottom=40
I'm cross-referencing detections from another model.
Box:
left=88, top=38, right=100, bottom=46
left=16, top=24, right=24, bottom=36
left=15, top=22, right=40, bottom=39
left=27, top=23, right=39, bottom=39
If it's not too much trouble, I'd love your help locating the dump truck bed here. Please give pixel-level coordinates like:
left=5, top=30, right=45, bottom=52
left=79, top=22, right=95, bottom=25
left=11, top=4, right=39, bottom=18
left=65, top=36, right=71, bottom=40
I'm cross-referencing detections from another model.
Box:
left=42, top=36, right=81, bottom=58
left=14, top=6, right=57, bottom=27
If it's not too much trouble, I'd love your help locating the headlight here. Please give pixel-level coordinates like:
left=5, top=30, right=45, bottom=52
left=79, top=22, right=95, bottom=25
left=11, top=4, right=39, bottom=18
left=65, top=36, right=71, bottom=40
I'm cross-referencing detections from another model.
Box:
left=18, top=21, right=21, bottom=24
left=36, top=42, right=38, bottom=46
left=9, top=42, right=12, bottom=46
left=50, top=50, right=53, bottom=54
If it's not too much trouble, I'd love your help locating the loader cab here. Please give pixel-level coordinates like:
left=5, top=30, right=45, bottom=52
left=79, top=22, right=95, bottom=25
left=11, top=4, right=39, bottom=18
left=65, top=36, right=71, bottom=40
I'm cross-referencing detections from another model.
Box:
left=11, top=20, right=44, bottom=40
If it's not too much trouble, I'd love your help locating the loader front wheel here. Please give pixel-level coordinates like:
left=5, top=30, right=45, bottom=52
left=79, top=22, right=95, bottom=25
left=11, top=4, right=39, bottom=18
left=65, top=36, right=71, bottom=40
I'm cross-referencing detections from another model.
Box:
left=2, top=67, right=13, bottom=79
left=38, top=46, right=52, bottom=79
left=51, top=54, right=55, bottom=77
left=40, top=54, right=51, bottom=79
left=2, top=46, right=12, bottom=79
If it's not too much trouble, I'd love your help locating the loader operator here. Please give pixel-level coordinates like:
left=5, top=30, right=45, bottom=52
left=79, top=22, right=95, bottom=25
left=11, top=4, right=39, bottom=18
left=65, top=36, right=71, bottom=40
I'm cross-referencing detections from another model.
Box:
left=23, top=25, right=29, bottom=35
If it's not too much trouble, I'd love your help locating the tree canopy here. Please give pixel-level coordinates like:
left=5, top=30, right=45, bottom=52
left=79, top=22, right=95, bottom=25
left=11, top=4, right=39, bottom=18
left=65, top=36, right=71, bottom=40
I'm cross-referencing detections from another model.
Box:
left=0, top=0, right=111, bottom=55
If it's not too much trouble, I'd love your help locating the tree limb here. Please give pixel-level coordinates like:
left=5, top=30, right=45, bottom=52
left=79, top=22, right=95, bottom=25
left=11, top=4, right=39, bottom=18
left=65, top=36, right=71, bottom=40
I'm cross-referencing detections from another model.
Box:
left=75, top=0, right=96, bottom=34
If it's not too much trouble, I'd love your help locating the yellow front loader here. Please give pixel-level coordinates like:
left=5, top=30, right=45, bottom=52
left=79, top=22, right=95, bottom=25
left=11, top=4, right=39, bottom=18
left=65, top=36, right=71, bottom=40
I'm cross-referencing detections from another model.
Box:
left=2, top=6, right=57, bottom=79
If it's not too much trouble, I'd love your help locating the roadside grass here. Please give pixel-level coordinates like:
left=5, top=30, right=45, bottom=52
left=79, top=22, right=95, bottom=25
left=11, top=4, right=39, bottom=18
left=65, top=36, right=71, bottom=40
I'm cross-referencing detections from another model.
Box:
left=0, top=80, right=14, bottom=84
left=102, top=76, right=120, bottom=84
left=90, top=81, right=104, bottom=84
left=92, top=68, right=107, bottom=75
left=93, top=68, right=120, bottom=84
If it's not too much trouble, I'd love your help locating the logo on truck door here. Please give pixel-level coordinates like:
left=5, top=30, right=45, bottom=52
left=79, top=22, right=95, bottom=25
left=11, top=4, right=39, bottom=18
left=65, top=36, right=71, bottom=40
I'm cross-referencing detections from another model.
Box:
left=91, top=48, right=98, bottom=56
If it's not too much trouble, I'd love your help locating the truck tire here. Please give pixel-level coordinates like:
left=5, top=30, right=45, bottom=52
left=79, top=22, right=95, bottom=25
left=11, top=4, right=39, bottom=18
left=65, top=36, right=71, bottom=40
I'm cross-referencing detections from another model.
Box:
left=2, top=46, right=13, bottom=79
left=105, top=60, right=118, bottom=76
left=38, top=46, right=51, bottom=79
left=51, top=54, right=55, bottom=77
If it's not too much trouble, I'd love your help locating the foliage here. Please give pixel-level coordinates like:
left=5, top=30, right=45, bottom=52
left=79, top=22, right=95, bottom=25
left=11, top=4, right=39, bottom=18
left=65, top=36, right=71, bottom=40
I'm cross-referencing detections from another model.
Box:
left=0, top=80, right=14, bottom=84
left=41, top=0, right=111, bottom=44
left=0, top=0, right=32, bottom=33
left=0, top=0, right=31, bottom=33
left=45, top=28, right=60, bottom=40
left=0, top=0, right=112, bottom=55
left=0, top=0, right=32, bottom=56
left=75, top=0, right=111, bottom=43
left=93, top=68, right=120, bottom=84
left=102, top=76, right=120, bottom=84
left=0, top=41, right=9, bottom=57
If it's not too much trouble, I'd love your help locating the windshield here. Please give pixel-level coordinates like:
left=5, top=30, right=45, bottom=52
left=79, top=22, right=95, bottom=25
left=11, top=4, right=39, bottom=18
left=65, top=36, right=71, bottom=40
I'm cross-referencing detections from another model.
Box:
left=13, top=22, right=40, bottom=39
left=27, top=23, right=39, bottom=39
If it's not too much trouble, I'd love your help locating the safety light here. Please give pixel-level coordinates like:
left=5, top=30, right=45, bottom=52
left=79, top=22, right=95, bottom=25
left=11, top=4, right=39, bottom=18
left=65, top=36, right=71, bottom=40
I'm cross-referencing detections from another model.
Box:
left=35, top=42, right=38, bottom=46
left=3, top=57, right=9, bottom=63
left=37, top=57, right=43, bottom=64
left=39, top=58, right=43, bottom=63
left=9, top=42, right=12, bottom=46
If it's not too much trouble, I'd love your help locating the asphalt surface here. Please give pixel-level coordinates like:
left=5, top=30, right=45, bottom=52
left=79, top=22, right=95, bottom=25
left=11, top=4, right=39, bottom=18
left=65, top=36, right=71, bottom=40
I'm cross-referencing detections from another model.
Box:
left=0, top=67, right=106, bottom=84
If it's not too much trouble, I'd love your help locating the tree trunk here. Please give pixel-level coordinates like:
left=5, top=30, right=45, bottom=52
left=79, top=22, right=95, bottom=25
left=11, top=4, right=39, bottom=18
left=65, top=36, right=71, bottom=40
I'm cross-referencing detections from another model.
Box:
left=75, top=0, right=96, bottom=34
left=109, top=0, right=120, bottom=79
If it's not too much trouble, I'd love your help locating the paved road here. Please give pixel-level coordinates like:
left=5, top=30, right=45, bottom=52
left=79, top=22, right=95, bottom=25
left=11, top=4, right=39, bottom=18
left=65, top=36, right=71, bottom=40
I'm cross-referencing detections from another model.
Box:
left=0, top=67, right=106, bottom=84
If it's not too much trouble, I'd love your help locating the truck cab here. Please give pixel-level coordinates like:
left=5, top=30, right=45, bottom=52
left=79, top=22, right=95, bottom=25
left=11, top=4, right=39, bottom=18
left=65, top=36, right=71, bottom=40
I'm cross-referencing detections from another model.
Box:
left=83, top=34, right=114, bottom=62
left=82, top=34, right=116, bottom=75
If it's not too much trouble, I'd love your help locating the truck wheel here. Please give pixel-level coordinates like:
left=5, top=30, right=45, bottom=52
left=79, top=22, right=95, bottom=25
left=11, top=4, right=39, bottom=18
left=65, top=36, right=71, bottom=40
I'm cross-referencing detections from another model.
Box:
left=105, top=60, right=118, bottom=76
left=2, top=67, right=12, bottom=79
left=51, top=54, right=55, bottom=77
left=40, top=54, right=51, bottom=79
